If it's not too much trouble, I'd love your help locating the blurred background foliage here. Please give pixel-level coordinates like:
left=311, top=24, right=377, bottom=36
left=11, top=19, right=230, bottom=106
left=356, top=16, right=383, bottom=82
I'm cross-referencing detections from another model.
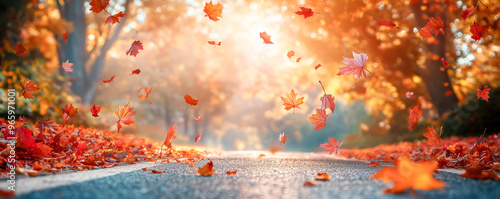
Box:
left=1, top=0, right=499, bottom=151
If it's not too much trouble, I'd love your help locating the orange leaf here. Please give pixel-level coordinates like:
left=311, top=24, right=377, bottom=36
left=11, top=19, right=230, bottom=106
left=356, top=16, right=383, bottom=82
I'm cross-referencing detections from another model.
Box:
left=36, top=119, right=60, bottom=133
left=278, top=132, right=287, bottom=144
left=418, top=28, right=433, bottom=39
left=287, top=50, right=295, bottom=59
left=138, top=87, right=152, bottom=104
left=184, top=94, right=199, bottom=106
left=280, top=89, right=304, bottom=115
left=102, top=75, right=116, bottom=83
left=62, top=104, right=78, bottom=126
left=19, top=79, right=40, bottom=99
left=114, top=102, right=136, bottom=133
left=375, top=20, right=398, bottom=29
left=203, top=1, right=223, bottom=22
left=257, top=154, right=266, bottom=158
left=208, top=41, right=221, bottom=46
left=296, top=57, right=302, bottom=62
left=477, top=85, right=490, bottom=102
left=194, top=116, right=201, bottom=122
left=226, top=170, right=237, bottom=175
left=423, top=17, right=445, bottom=36
left=308, top=108, right=329, bottom=130
left=129, top=69, right=141, bottom=75
left=61, top=60, right=75, bottom=73
left=315, top=173, right=330, bottom=180
left=423, top=126, right=445, bottom=146
left=367, top=161, right=380, bottom=167
left=195, top=133, right=202, bottom=143
left=105, top=11, right=126, bottom=25
left=162, top=122, right=178, bottom=148
left=126, top=40, right=143, bottom=57
left=197, top=159, right=216, bottom=176
left=459, top=164, right=499, bottom=180
left=303, top=180, right=319, bottom=187
left=318, top=137, right=343, bottom=155
left=372, top=157, right=445, bottom=194
left=151, top=170, right=165, bottom=174
left=295, top=7, right=314, bottom=19
left=408, top=103, right=422, bottom=130
left=89, top=0, right=109, bottom=13
left=91, top=104, right=101, bottom=117
left=259, top=32, right=273, bottom=44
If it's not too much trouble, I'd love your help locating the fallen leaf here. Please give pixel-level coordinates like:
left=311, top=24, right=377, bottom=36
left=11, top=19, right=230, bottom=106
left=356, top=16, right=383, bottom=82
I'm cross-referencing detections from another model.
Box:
left=129, top=69, right=141, bottom=75
left=303, top=180, right=319, bottom=187
left=280, top=89, right=305, bottom=115
left=62, top=104, right=78, bottom=126
left=162, top=122, right=178, bottom=148
left=61, top=60, right=75, bottom=73
left=226, top=170, right=237, bottom=175
left=17, top=127, right=36, bottom=149
left=477, top=85, right=490, bottom=102
left=14, top=44, right=26, bottom=54
left=470, top=22, right=489, bottom=41
left=141, top=168, right=148, bottom=171
left=257, top=154, right=266, bottom=158
left=114, top=102, right=136, bottom=133
left=408, top=103, right=422, bottom=130
left=367, top=161, right=380, bottom=167
left=287, top=50, right=295, bottom=59
left=151, top=170, right=165, bottom=173
left=89, top=0, right=109, bottom=13
left=102, top=75, right=116, bottom=83
left=19, top=80, right=40, bottom=99
left=459, top=164, right=499, bottom=180
left=126, top=40, right=144, bottom=57
left=138, top=87, right=152, bottom=103
left=308, top=108, right=329, bottom=130
left=203, top=1, right=223, bottom=22
left=337, top=51, right=369, bottom=79
left=197, top=159, right=216, bottom=176
left=36, top=119, right=60, bottom=133
left=315, top=173, right=329, bottom=180
left=105, top=11, right=126, bottom=25
left=188, top=163, right=196, bottom=167
left=259, top=32, right=273, bottom=44
left=372, top=157, right=445, bottom=194
left=195, top=133, right=202, bottom=143
left=461, top=6, right=475, bottom=19
left=375, top=20, right=398, bottom=29
left=278, top=132, right=287, bottom=144
left=295, top=7, right=314, bottom=19
left=423, top=126, right=445, bottom=146
left=318, top=137, right=343, bottom=155
left=91, top=104, right=101, bottom=117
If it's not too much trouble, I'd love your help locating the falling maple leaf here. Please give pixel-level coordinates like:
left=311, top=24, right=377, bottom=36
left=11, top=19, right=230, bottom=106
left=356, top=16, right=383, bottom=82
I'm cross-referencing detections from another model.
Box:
left=105, top=11, right=126, bottom=25
left=203, top=1, right=223, bottom=22
left=226, top=170, right=237, bottom=175
left=372, top=157, right=445, bottom=194
left=162, top=122, right=178, bottom=149
left=315, top=173, right=330, bottom=181
left=308, top=108, right=330, bottom=130
left=195, top=133, right=202, bottom=143
left=320, top=93, right=335, bottom=113
left=114, top=102, right=136, bottom=133
left=138, top=87, right=152, bottom=104
left=418, top=28, right=433, bottom=39
left=197, top=159, right=216, bottom=176
left=14, top=44, right=26, bottom=54
left=461, top=6, right=476, bottom=19
left=287, top=50, right=295, bottom=59
left=337, top=51, right=370, bottom=79
left=314, top=64, right=322, bottom=70
left=470, top=22, right=489, bottom=41
left=406, top=91, right=414, bottom=98
left=408, top=103, right=422, bottom=130
left=280, top=89, right=304, bottom=115
left=303, top=180, right=319, bottom=187
left=375, top=20, right=399, bottom=29
left=89, top=0, right=109, bottom=13
left=19, top=79, right=40, bottom=99
left=423, top=126, right=445, bottom=147
left=367, top=161, right=381, bottom=167
left=195, top=116, right=201, bottom=122
left=129, top=69, right=141, bottom=75
left=102, top=75, right=116, bottom=83
left=440, top=58, right=449, bottom=68
left=459, top=164, right=499, bottom=180
left=36, top=119, right=60, bottom=133
left=259, top=32, right=273, bottom=44
left=62, top=104, right=78, bottom=126
left=318, top=137, right=343, bottom=155
left=184, top=94, right=199, bottom=106
left=476, top=85, right=490, bottom=102
left=296, top=57, right=302, bottom=62
left=61, top=60, right=75, bottom=73
left=63, top=31, right=68, bottom=41
left=126, top=40, right=143, bottom=57
left=295, top=7, right=314, bottom=19
left=91, top=104, right=101, bottom=117
left=278, top=132, right=287, bottom=144
left=208, top=41, right=221, bottom=46
left=423, top=16, right=445, bottom=36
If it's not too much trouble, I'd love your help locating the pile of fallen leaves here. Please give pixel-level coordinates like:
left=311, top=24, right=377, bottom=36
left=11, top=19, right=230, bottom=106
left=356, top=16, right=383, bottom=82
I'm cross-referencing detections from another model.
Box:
left=0, top=118, right=206, bottom=177
left=340, top=133, right=500, bottom=171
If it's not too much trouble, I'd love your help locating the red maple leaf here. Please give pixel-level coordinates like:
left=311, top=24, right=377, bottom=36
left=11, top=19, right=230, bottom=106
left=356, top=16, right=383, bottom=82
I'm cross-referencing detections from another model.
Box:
left=105, top=11, right=126, bottom=25
left=89, top=0, right=110, bottom=13
left=408, top=103, right=422, bottom=130
left=423, top=17, right=445, bottom=36
left=419, top=28, right=433, bottom=39
left=195, top=133, right=202, bottom=143
left=477, top=85, right=490, bottom=102
left=259, top=32, right=274, bottom=44
left=459, top=164, right=500, bottom=180
left=318, top=137, right=343, bottom=155
left=195, top=116, right=201, bottom=122
left=138, top=87, right=152, bottom=103
left=208, top=41, right=221, bottom=46
left=126, top=40, right=144, bottom=57
left=296, top=57, right=302, bottom=62
left=423, top=126, right=445, bottom=147
left=295, top=7, right=314, bottom=19
left=278, top=132, right=287, bottom=144
left=287, top=50, right=295, bottom=59
left=17, top=127, right=36, bottom=149
left=61, top=60, right=75, bottom=73
left=203, top=1, right=223, bottom=22
left=14, top=44, right=26, bottom=55
left=338, top=51, right=370, bottom=79
left=197, top=159, right=216, bottom=176
left=102, top=75, right=116, bottom=83
left=91, top=104, right=101, bottom=117
left=308, top=108, right=330, bottom=130
left=129, top=69, right=141, bottom=75
left=36, top=119, right=60, bottom=133
left=314, top=64, right=322, bottom=70
left=62, top=104, right=78, bottom=126
left=375, top=20, right=399, bottom=29
left=320, top=93, right=335, bottom=113
left=470, top=22, right=489, bottom=41
left=280, top=89, right=304, bottom=115
left=19, top=79, right=40, bottom=99
left=440, top=58, right=449, bottom=68
left=114, top=102, right=136, bottom=133
left=184, top=94, right=199, bottom=106
left=445, top=91, right=453, bottom=96
left=162, top=122, right=178, bottom=149
left=461, top=6, right=475, bottom=19
left=63, top=31, right=68, bottom=41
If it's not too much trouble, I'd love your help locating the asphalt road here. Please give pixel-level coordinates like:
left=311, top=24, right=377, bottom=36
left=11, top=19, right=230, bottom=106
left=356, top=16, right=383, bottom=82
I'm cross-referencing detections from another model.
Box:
left=13, top=152, right=500, bottom=199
